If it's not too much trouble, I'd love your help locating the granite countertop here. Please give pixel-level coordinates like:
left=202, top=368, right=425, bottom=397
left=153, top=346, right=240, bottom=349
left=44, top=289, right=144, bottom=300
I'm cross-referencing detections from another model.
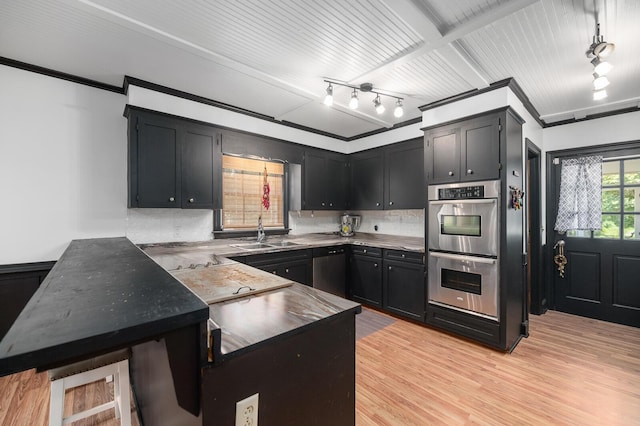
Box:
left=0, top=238, right=209, bottom=377
left=141, top=232, right=423, bottom=359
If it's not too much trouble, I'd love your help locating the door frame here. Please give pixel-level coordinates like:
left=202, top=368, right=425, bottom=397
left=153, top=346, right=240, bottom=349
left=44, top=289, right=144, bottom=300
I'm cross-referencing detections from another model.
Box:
left=545, top=139, right=640, bottom=312
left=526, top=139, right=544, bottom=315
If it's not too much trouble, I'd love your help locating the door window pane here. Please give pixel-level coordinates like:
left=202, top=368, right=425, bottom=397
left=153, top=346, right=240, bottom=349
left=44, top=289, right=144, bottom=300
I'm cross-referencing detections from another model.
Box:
left=602, top=161, right=620, bottom=185
left=602, top=189, right=620, bottom=212
left=567, top=229, right=591, bottom=238
left=624, top=188, right=639, bottom=212
left=594, top=214, right=620, bottom=239
left=623, top=159, right=640, bottom=184
left=623, top=215, right=640, bottom=240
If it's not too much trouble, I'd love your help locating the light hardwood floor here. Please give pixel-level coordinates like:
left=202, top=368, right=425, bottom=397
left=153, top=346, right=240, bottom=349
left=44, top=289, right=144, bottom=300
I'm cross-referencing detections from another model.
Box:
left=1, top=310, right=639, bottom=425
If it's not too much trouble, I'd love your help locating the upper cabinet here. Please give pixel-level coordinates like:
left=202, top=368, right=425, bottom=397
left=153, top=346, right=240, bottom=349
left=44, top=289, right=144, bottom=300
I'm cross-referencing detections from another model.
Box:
left=425, top=111, right=501, bottom=184
left=127, top=108, right=219, bottom=209
left=303, top=150, right=349, bottom=210
left=384, top=138, right=424, bottom=209
left=351, top=138, right=424, bottom=210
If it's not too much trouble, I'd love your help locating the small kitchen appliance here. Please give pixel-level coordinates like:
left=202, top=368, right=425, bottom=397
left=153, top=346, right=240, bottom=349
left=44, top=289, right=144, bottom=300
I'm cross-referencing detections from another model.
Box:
left=339, top=214, right=361, bottom=237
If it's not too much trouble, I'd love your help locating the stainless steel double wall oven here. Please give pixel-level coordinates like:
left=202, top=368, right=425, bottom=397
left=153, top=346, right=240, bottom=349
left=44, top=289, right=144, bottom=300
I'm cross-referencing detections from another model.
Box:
left=427, top=180, right=500, bottom=320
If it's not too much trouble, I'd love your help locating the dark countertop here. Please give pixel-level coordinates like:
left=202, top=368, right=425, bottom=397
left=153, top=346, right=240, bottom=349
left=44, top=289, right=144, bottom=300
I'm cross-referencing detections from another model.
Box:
left=0, top=237, right=209, bottom=377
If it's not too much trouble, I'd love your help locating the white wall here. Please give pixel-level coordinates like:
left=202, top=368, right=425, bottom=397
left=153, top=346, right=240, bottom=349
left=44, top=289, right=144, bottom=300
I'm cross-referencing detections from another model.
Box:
left=0, top=65, right=128, bottom=263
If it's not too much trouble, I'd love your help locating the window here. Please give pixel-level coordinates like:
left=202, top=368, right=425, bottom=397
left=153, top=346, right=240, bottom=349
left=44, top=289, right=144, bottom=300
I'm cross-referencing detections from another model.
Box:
left=568, top=157, right=640, bottom=240
left=221, top=155, right=284, bottom=230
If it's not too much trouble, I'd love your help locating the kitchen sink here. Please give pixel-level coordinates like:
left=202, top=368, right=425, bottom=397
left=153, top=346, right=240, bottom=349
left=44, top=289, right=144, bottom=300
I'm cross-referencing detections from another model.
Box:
left=267, top=241, right=301, bottom=247
left=230, top=243, right=274, bottom=250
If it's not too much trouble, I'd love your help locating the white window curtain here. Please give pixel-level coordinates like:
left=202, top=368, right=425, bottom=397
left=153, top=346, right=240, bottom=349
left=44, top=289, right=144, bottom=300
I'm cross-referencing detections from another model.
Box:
left=554, top=156, right=603, bottom=232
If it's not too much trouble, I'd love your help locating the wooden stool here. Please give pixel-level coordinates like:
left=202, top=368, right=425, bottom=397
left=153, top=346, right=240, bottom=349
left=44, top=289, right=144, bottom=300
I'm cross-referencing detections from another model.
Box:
left=48, top=348, right=131, bottom=426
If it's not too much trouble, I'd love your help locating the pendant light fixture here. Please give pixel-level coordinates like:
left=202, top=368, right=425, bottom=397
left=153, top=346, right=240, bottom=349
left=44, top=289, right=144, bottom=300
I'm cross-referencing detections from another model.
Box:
left=322, top=79, right=403, bottom=118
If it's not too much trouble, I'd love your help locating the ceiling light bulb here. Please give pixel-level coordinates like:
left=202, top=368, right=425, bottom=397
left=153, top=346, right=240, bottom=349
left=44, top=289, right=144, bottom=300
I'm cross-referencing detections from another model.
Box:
left=374, top=95, right=385, bottom=114
left=324, top=83, right=333, bottom=106
left=591, top=57, right=613, bottom=76
left=593, top=89, right=608, bottom=101
left=593, top=75, right=610, bottom=91
left=349, top=90, right=359, bottom=109
left=393, top=99, right=404, bottom=118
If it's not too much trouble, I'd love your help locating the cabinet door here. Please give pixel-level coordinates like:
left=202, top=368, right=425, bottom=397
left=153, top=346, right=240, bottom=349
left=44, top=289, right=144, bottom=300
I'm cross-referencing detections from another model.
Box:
left=427, top=127, right=459, bottom=184
left=350, top=151, right=383, bottom=210
left=460, top=115, right=500, bottom=182
left=349, top=255, right=382, bottom=306
left=303, top=151, right=327, bottom=210
left=383, top=259, right=425, bottom=321
left=182, top=125, right=216, bottom=209
left=279, top=259, right=312, bottom=286
left=326, top=156, right=349, bottom=210
left=384, top=138, right=424, bottom=209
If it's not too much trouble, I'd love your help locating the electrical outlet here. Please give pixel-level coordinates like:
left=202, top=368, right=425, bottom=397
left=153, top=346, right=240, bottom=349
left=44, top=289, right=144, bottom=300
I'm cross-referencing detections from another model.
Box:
left=235, top=393, right=259, bottom=426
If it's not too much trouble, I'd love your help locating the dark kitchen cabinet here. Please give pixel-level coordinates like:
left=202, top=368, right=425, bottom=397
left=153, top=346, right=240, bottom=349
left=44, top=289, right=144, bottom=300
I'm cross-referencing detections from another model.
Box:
left=182, top=124, right=217, bottom=209
left=384, top=138, right=424, bottom=209
left=127, top=108, right=219, bottom=209
left=303, top=150, right=349, bottom=210
left=134, top=113, right=181, bottom=207
left=349, top=246, right=382, bottom=307
left=425, top=111, right=500, bottom=184
left=244, top=249, right=313, bottom=286
left=350, top=150, right=384, bottom=210
left=383, top=250, right=425, bottom=321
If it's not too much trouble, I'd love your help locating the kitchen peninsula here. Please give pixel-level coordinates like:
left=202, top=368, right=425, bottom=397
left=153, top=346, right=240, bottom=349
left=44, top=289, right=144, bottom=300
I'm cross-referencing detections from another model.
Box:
left=0, top=237, right=362, bottom=426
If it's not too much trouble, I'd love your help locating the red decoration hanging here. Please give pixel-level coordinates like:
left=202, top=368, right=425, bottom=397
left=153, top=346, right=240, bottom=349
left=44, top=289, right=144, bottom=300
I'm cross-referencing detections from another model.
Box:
left=262, top=165, right=270, bottom=210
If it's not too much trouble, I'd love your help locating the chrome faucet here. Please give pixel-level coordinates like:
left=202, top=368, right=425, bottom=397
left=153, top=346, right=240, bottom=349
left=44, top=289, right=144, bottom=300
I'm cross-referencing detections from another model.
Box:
left=257, top=216, right=265, bottom=242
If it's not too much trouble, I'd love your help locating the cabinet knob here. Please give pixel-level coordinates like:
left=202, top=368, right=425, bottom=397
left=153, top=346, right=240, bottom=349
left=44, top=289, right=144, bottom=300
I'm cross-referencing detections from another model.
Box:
left=448, top=171, right=454, bottom=176
left=363, top=249, right=367, bottom=253
left=169, top=197, right=175, bottom=202
left=401, top=254, right=405, bottom=258
left=189, top=198, right=195, bottom=203
left=467, top=169, right=473, bottom=175
left=321, top=202, right=325, bottom=206
left=376, top=202, right=380, bottom=207
left=389, top=201, right=394, bottom=206
left=374, top=263, right=378, bottom=268
left=272, top=271, right=277, bottom=274
left=329, top=202, right=333, bottom=207
left=285, top=268, right=289, bottom=273
left=388, top=266, right=392, bottom=271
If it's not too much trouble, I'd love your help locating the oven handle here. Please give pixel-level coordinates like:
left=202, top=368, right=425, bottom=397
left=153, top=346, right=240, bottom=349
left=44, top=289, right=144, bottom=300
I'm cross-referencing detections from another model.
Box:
left=429, top=251, right=497, bottom=264
left=428, top=199, right=497, bottom=205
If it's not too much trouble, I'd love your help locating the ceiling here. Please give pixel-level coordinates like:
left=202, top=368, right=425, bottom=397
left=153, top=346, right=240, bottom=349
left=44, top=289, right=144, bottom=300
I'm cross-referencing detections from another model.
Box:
left=1, top=0, right=639, bottom=139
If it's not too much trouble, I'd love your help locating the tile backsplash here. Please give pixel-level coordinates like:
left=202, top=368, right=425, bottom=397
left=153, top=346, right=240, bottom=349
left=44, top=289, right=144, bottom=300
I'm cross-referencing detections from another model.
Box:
left=289, top=209, right=424, bottom=238
left=126, top=208, right=213, bottom=244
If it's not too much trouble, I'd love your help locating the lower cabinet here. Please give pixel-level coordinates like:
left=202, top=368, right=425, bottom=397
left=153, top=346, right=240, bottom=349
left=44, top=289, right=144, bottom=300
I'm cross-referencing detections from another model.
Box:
left=244, top=249, right=313, bottom=286
left=349, top=246, right=382, bottom=307
left=383, top=250, right=425, bottom=321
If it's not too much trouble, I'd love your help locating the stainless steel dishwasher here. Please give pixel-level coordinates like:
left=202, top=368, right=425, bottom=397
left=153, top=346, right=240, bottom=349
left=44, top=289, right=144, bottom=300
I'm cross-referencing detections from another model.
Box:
left=312, top=246, right=347, bottom=298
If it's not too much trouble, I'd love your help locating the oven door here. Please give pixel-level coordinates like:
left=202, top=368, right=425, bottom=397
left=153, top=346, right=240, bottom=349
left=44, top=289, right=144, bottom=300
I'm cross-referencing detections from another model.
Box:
left=428, top=251, right=499, bottom=320
left=428, top=198, right=498, bottom=257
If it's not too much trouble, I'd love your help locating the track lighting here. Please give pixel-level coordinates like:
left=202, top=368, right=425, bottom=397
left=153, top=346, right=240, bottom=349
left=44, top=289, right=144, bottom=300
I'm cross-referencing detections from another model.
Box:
left=324, top=83, right=333, bottom=106
left=393, top=99, right=404, bottom=118
left=373, top=95, right=385, bottom=114
left=586, top=21, right=615, bottom=102
left=591, top=57, right=612, bottom=76
left=321, top=79, right=403, bottom=118
left=349, top=89, right=359, bottom=109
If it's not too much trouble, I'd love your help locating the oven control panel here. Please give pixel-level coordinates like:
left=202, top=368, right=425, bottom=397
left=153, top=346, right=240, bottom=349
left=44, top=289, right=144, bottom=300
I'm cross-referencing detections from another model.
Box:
left=438, top=185, right=484, bottom=200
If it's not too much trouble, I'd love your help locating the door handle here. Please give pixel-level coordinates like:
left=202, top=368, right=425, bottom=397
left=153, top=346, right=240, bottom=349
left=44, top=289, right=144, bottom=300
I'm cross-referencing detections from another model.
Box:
left=553, top=240, right=567, bottom=278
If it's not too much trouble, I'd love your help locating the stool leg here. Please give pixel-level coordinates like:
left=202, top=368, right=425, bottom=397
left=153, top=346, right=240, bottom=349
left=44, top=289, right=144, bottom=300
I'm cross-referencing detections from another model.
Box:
left=114, top=369, right=121, bottom=419
left=118, top=360, right=132, bottom=426
left=49, top=378, right=65, bottom=426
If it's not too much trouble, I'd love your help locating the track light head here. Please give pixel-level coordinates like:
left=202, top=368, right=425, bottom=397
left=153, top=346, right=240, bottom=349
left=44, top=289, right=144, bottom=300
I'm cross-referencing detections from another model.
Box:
left=593, top=89, right=607, bottom=101
left=591, top=57, right=613, bottom=76
left=374, top=95, right=385, bottom=114
left=593, top=74, right=610, bottom=91
left=349, top=89, right=359, bottom=109
left=586, top=23, right=615, bottom=58
left=393, top=99, right=404, bottom=118
left=324, top=83, right=333, bottom=106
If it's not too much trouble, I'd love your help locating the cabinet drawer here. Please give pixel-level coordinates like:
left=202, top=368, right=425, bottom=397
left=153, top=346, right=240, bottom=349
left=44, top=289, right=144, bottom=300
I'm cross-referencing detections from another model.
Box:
left=350, top=246, right=381, bottom=257
left=384, top=249, right=423, bottom=264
